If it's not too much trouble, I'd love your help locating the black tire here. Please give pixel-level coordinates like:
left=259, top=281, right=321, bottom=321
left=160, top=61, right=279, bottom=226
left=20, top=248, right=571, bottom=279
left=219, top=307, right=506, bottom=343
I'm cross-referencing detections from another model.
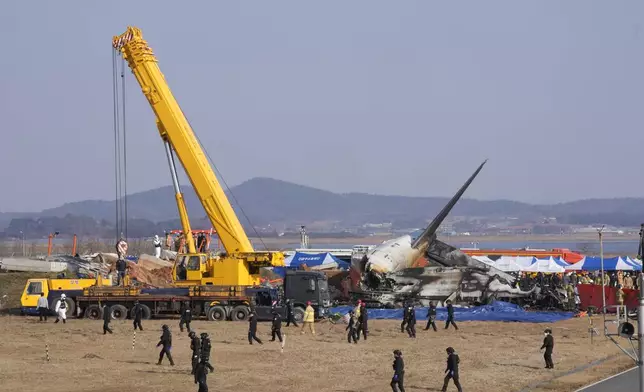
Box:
left=129, top=304, right=152, bottom=320
left=52, top=296, right=76, bottom=318
left=292, top=307, right=305, bottom=323
left=231, top=305, right=249, bottom=321
left=84, top=304, right=103, bottom=320
left=207, top=305, right=226, bottom=321
left=110, top=304, right=128, bottom=320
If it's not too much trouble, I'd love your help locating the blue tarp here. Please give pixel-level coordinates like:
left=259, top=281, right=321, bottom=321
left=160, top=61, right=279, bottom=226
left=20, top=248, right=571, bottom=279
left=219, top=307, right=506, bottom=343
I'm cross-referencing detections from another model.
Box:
left=330, top=301, right=574, bottom=323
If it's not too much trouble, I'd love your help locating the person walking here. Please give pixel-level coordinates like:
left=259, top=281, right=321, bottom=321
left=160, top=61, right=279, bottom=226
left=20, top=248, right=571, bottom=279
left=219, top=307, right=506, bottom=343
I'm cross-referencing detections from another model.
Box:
left=301, top=301, right=315, bottom=335
left=390, top=349, right=405, bottom=392
left=285, top=299, right=298, bottom=327
left=445, top=300, right=458, bottom=330
left=132, top=300, right=144, bottom=331
left=270, top=310, right=283, bottom=343
left=102, top=304, right=113, bottom=334
left=54, top=294, right=68, bottom=324
left=199, top=333, right=215, bottom=372
left=541, top=328, right=554, bottom=369
left=189, top=331, right=200, bottom=375
left=180, top=301, right=192, bottom=333
left=424, top=301, right=437, bottom=331
left=441, top=347, right=463, bottom=392
left=346, top=310, right=358, bottom=344
left=401, top=301, right=410, bottom=333
left=356, top=302, right=368, bottom=340
left=248, top=311, right=263, bottom=345
left=157, top=324, right=175, bottom=366
left=405, top=304, right=416, bottom=338
left=37, top=293, right=49, bottom=322
left=194, top=360, right=209, bottom=392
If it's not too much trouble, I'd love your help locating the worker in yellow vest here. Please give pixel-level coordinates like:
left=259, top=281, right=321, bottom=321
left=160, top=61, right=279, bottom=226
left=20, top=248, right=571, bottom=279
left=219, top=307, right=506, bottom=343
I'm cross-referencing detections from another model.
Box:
left=301, top=301, right=315, bottom=335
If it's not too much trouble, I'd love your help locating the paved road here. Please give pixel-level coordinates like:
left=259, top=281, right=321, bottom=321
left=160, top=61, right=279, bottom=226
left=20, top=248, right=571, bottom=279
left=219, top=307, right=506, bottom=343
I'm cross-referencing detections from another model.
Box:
left=578, top=367, right=638, bottom=391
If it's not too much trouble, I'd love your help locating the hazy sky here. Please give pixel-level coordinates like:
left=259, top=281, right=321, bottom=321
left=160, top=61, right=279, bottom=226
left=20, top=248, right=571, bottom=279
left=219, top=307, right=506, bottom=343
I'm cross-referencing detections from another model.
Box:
left=1, top=1, right=643, bottom=212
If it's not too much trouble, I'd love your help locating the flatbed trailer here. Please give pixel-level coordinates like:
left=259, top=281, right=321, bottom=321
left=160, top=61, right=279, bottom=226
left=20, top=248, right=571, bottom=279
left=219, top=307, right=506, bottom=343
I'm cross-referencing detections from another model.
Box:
left=22, top=270, right=332, bottom=322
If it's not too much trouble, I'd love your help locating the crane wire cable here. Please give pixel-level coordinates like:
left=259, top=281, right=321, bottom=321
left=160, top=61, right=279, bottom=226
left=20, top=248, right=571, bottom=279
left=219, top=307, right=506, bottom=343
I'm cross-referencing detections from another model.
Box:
left=111, top=48, right=121, bottom=240
left=121, top=56, right=128, bottom=240
left=181, top=110, right=268, bottom=251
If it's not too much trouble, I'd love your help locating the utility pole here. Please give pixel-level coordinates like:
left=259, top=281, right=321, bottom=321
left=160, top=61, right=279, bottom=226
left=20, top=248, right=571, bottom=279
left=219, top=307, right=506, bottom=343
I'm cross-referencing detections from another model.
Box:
left=597, top=225, right=606, bottom=318
left=638, top=272, right=644, bottom=392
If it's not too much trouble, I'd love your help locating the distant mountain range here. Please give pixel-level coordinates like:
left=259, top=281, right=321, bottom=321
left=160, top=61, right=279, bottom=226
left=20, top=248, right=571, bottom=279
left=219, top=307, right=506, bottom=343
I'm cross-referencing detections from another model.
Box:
left=2, top=177, right=644, bottom=238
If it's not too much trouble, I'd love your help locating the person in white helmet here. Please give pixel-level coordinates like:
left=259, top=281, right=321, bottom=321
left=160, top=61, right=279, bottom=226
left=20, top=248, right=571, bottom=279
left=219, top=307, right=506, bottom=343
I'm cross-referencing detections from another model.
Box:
left=153, top=235, right=162, bottom=258
left=54, top=294, right=68, bottom=324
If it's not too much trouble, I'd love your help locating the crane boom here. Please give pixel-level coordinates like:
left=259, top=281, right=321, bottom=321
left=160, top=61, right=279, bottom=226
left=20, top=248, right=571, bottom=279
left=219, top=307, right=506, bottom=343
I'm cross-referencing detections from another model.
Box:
left=113, top=27, right=252, bottom=254
left=113, top=26, right=283, bottom=287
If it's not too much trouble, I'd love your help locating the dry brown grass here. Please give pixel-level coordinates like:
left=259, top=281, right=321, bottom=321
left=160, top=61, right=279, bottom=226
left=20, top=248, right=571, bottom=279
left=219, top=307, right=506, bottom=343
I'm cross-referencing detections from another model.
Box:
left=0, top=315, right=634, bottom=392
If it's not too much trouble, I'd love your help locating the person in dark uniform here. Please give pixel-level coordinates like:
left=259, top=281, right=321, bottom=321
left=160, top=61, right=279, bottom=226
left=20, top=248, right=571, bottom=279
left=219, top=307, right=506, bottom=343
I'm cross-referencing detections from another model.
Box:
left=199, top=333, right=214, bottom=372
left=180, top=301, right=192, bottom=333
left=441, top=347, right=462, bottom=392
left=248, top=311, right=263, bottom=345
left=194, top=361, right=209, bottom=392
left=189, top=331, right=201, bottom=375
left=285, top=299, right=298, bottom=327
left=445, top=300, right=458, bottom=330
left=541, top=328, right=554, bottom=369
left=346, top=310, right=358, bottom=344
left=356, top=302, right=368, bottom=340
left=401, top=301, right=410, bottom=333
left=424, top=301, right=437, bottom=331
left=156, top=324, right=174, bottom=366
left=391, top=349, right=405, bottom=392
left=405, top=305, right=416, bottom=338
left=132, top=300, right=144, bottom=331
left=270, top=310, right=283, bottom=343
left=102, top=304, right=113, bottom=334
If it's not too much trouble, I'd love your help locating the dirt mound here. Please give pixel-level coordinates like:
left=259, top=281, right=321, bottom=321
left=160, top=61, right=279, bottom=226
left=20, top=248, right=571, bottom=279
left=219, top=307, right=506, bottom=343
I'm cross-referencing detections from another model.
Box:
left=127, top=262, right=173, bottom=288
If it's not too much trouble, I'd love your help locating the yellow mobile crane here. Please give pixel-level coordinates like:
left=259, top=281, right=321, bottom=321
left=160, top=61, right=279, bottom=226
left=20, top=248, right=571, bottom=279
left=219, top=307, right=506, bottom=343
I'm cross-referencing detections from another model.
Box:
left=113, top=26, right=284, bottom=288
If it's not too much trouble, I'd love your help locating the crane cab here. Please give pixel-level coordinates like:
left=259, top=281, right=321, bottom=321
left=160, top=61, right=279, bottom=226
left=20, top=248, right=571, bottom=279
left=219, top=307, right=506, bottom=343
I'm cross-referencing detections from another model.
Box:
left=172, top=251, right=284, bottom=287
left=173, top=253, right=211, bottom=285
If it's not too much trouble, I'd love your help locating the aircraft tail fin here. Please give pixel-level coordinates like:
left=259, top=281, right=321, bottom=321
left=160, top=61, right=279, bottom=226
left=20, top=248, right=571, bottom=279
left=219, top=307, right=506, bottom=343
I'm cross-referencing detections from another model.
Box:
left=411, top=159, right=487, bottom=249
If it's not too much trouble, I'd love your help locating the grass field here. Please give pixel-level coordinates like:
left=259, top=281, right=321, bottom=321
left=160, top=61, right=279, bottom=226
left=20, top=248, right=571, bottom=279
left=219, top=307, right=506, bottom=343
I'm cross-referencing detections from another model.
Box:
left=0, top=315, right=634, bottom=392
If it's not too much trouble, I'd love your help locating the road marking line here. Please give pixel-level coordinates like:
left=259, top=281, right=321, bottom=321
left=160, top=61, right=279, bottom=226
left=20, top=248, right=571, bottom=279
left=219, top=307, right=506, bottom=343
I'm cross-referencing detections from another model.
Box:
left=575, top=366, right=637, bottom=391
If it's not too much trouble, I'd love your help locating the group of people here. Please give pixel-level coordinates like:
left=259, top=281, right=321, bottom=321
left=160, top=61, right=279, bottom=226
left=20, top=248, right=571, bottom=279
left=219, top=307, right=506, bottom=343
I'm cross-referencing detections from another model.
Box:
left=400, top=300, right=458, bottom=338
left=390, top=346, right=463, bottom=392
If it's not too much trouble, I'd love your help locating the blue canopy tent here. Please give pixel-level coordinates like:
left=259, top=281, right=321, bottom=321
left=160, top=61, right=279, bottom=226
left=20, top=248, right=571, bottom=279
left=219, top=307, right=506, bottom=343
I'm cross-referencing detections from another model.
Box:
left=272, top=252, right=350, bottom=277
left=566, top=256, right=640, bottom=271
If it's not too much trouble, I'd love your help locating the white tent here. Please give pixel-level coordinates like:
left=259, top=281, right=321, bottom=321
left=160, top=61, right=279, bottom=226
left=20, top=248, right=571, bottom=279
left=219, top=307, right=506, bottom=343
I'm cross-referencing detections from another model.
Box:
left=472, top=256, right=525, bottom=272
left=522, top=257, right=566, bottom=273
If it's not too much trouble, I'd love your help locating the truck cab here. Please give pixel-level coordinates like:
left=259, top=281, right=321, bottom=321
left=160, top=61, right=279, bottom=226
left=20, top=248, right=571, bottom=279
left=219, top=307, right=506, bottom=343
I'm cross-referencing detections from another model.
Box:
left=21, top=277, right=112, bottom=315
left=283, top=270, right=331, bottom=319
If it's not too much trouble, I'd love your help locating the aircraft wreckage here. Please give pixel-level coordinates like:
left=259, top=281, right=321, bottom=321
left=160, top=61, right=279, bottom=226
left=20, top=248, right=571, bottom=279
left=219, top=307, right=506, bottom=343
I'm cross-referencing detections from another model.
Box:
left=349, top=160, right=568, bottom=310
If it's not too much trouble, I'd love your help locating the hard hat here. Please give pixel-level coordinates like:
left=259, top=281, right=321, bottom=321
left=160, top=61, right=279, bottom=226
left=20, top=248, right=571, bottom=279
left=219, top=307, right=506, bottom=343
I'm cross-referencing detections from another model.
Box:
left=60, top=294, right=66, bottom=299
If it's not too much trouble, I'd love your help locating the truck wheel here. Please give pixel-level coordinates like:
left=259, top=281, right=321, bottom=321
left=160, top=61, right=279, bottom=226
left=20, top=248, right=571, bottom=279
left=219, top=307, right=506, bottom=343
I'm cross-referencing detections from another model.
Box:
left=207, top=305, right=226, bottom=321
left=129, top=304, right=152, bottom=320
left=293, top=307, right=305, bottom=323
left=84, top=304, right=103, bottom=320
left=231, top=305, right=249, bottom=321
left=110, top=304, right=128, bottom=320
left=52, top=296, right=76, bottom=318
